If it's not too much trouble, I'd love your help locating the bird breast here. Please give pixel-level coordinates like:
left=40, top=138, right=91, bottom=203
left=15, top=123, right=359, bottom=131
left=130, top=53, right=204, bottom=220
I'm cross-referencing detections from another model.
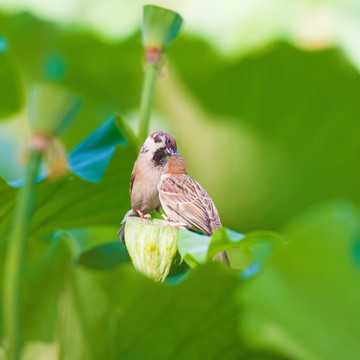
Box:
left=131, top=157, right=166, bottom=213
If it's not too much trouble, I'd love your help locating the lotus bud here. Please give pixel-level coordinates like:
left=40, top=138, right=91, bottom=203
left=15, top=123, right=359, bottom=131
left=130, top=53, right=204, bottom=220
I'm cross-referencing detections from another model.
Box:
left=124, top=217, right=179, bottom=282
left=142, top=5, right=184, bottom=64
left=29, top=82, right=81, bottom=137
left=26, top=83, right=81, bottom=178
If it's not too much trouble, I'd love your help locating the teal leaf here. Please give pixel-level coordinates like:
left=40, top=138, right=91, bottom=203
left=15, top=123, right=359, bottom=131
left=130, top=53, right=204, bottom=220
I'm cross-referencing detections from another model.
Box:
left=68, top=114, right=128, bottom=183
left=166, top=251, right=190, bottom=280
left=8, top=174, right=47, bottom=188
left=6, top=114, right=132, bottom=186
left=178, top=227, right=284, bottom=270
left=0, top=134, right=137, bottom=238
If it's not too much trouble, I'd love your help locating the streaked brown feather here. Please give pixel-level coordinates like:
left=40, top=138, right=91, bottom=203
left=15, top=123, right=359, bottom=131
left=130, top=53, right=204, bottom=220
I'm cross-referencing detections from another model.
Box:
left=159, top=175, right=221, bottom=235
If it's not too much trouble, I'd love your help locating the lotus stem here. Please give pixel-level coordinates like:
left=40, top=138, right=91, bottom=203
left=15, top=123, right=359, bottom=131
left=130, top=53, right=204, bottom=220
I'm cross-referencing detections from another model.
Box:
left=138, top=60, right=159, bottom=145
left=3, top=149, right=42, bottom=360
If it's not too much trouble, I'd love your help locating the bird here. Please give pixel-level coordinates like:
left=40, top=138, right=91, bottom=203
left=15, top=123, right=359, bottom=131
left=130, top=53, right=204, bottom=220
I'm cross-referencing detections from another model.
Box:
left=158, top=153, right=229, bottom=264
left=117, top=131, right=178, bottom=243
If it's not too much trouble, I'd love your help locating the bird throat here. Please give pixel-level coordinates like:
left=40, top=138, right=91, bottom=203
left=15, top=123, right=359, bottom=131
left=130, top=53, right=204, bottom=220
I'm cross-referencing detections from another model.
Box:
left=152, top=147, right=167, bottom=166
left=164, top=155, right=187, bottom=175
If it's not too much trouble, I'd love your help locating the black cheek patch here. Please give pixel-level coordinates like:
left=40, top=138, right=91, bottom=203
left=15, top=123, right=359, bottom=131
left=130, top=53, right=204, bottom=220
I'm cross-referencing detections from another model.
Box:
left=152, top=147, right=167, bottom=165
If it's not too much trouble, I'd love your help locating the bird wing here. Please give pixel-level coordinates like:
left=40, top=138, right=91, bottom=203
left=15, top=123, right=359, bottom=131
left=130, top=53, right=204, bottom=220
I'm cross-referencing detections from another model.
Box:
left=159, top=175, right=221, bottom=235
left=130, top=158, right=141, bottom=198
left=130, top=171, right=135, bottom=196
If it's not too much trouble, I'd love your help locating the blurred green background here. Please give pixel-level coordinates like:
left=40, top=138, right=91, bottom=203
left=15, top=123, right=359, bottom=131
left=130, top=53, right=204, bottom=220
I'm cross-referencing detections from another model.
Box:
left=1, top=0, right=360, bottom=359
left=1, top=0, right=360, bottom=232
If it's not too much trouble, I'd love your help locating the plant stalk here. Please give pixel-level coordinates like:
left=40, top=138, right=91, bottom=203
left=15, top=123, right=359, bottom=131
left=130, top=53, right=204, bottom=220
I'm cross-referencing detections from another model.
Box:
left=139, top=61, right=158, bottom=145
left=3, top=149, right=42, bottom=360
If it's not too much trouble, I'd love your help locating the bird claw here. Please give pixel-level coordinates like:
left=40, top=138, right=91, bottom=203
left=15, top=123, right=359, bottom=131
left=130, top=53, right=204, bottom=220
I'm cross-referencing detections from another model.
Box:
left=137, top=210, right=151, bottom=220
left=161, top=214, right=172, bottom=221
left=165, top=221, right=187, bottom=230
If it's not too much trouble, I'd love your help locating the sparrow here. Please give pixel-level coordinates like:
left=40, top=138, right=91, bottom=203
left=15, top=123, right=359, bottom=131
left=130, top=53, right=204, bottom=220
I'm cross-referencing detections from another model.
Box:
left=158, top=153, right=229, bottom=264
left=118, top=131, right=177, bottom=242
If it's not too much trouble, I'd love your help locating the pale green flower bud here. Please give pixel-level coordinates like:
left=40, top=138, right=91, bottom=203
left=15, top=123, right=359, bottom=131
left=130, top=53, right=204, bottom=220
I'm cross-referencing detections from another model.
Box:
left=142, top=5, right=183, bottom=63
left=125, top=217, right=179, bottom=282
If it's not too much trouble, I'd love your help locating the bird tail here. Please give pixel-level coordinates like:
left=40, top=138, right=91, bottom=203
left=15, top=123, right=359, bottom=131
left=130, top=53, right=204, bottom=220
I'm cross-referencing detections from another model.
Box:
left=213, top=251, right=230, bottom=266
left=117, top=209, right=137, bottom=243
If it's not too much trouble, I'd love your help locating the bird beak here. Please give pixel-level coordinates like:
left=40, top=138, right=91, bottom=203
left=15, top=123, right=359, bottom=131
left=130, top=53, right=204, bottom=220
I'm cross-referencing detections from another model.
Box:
left=167, top=148, right=178, bottom=155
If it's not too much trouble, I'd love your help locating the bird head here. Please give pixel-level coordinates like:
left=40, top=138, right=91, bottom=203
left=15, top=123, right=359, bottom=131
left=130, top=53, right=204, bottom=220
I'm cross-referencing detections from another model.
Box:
left=140, top=131, right=177, bottom=165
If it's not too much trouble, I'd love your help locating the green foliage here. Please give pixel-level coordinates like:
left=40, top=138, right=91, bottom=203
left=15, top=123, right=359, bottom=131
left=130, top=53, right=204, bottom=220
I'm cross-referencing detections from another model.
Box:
left=62, top=227, right=131, bottom=270
left=178, top=227, right=284, bottom=268
left=168, top=40, right=360, bottom=232
left=22, top=235, right=71, bottom=342
left=0, top=11, right=142, bottom=151
left=0, top=139, right=137, bottom=238
left=0, top=5, right=359, bottom=360
left=0, top=33, right=22, bottom=119
left=67, top=263, right=244, bottom=359
left=240, top=201, right=360, bottom=360
left=29, top=83, right=81, bottom=136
